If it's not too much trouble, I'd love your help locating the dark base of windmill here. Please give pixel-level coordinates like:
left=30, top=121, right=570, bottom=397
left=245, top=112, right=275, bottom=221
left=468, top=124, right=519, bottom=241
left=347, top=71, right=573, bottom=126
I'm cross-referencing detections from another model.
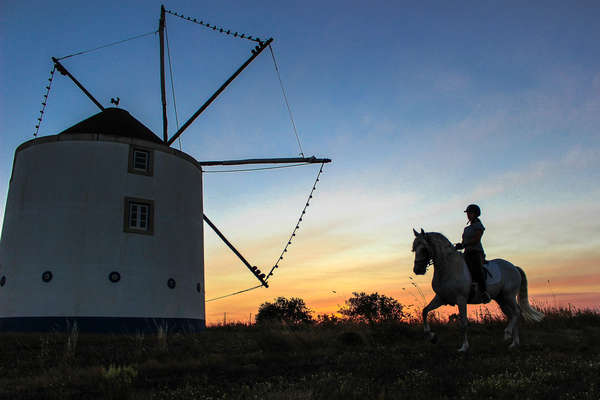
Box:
left=0, top=316, right=205, bottom=333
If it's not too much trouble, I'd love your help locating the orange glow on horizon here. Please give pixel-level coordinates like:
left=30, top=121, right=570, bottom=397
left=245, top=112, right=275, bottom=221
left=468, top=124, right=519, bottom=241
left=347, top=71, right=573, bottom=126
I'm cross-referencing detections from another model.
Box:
left=204, top=247, right=600, bottom=325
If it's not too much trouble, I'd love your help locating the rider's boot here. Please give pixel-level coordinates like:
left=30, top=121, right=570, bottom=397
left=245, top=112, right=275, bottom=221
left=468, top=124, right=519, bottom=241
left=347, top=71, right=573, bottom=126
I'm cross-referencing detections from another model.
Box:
left=480, top=291, right=491, bottom=303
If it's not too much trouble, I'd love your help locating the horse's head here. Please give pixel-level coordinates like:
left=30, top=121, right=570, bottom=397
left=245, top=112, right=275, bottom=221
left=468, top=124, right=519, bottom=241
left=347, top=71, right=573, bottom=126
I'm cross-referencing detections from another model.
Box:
left=412, top=228, right=432, bottom=275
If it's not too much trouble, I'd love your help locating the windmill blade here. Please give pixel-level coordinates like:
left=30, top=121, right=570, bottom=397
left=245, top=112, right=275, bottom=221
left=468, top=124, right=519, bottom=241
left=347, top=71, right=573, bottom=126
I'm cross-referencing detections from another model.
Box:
left=203, top=213, right=268, bottom=287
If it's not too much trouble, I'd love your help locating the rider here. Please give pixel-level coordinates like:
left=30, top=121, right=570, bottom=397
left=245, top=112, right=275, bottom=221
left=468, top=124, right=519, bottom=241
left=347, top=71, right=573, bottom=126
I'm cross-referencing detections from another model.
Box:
left=455, top=204, right=491, bottom=303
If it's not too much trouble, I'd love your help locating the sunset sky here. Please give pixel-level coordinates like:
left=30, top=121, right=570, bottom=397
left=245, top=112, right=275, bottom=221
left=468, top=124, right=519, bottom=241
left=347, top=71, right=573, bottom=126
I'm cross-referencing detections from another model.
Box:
left=1, top=1, right=599, bottom=324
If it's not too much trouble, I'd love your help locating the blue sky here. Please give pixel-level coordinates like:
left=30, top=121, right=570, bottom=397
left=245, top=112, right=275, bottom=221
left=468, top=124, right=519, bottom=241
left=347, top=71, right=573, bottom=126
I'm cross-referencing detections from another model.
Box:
left=1, top=1, right=599, bottom=322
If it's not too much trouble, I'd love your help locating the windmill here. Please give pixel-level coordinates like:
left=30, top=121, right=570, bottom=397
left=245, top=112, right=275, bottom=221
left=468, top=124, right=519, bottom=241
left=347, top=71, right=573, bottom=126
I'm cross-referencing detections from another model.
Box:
left=0, top=5, right=331, bottom=333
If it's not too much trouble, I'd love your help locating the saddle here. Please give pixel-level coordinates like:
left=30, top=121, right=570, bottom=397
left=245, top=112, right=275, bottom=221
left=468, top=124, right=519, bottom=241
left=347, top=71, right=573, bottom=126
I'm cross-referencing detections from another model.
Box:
left=467, top=262, right=498, bottom=304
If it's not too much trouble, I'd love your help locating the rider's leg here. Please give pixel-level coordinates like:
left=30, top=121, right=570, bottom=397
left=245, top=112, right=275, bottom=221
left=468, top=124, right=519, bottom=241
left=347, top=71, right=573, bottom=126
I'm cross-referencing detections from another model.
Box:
left=465, top=251, right=489, bottom=302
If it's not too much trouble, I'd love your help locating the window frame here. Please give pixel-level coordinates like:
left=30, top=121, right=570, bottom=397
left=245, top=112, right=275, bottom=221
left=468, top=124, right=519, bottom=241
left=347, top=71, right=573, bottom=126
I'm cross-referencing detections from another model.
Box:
left=128, top=145, right=154, bottom=176
left=123, top=197, right=155, bottom=235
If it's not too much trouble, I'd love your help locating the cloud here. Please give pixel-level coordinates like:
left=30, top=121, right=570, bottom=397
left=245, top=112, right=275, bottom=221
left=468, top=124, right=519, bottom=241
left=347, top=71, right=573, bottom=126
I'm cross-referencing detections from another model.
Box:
left=593, top=73, right=600, bottom=90
left=468, top=159, right=550, bottom=200
left=562, top=145, right=600, bottom=169
left=433, top=72, right=471, bottom=93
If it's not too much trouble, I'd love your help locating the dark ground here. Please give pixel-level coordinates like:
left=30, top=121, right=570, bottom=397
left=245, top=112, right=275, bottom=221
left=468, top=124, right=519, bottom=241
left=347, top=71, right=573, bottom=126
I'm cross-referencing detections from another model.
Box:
left=1, top=307, right=598, bottom=399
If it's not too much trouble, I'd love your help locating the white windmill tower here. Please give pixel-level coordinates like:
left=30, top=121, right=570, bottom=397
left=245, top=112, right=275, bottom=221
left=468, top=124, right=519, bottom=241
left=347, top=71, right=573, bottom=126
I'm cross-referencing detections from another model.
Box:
left=0, top=6, right=330, bottom=333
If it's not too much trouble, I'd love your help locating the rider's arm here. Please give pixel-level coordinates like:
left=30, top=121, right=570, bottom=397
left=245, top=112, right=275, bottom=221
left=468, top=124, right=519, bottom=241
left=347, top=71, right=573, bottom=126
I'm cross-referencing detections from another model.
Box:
left=459, top=220, right=484, bottom=249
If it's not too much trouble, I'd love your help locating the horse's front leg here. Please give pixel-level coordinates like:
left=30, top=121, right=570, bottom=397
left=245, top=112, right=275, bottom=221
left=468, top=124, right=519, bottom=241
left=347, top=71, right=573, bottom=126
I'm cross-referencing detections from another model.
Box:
left=422, top=295, right=444, bottom=343
left=457, top=298, right=469, bottom=353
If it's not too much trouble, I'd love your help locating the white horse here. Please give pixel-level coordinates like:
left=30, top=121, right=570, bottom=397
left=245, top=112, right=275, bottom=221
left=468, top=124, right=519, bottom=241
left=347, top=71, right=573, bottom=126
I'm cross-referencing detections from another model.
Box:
left=411, top=229, right=544, bottom=352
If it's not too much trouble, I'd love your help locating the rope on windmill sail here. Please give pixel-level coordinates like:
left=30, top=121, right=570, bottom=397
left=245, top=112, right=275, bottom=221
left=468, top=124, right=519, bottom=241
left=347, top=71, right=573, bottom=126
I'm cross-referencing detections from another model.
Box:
left=165, top=9, right=264, bottom=43
left=34, top=30, right=155, bottom=137
left=203, top=162, right=311, bottom=173
left=165, top=23, right=182, bottom=151
left=268, top=44, right=305, bottom=157
left=265, top=162, right=326, bottom=281
left=205, top=284, right=264, bottom=302
left=34, top=66, right=57, bottom=138
left=57, top=30, right=158, bottom=61
left=204, top=162, right=327, bottom=302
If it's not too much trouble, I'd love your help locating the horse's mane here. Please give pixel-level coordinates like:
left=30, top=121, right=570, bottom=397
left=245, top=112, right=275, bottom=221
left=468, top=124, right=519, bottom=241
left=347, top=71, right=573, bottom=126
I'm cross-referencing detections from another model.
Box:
left=424, top=232, right=456, bottom=264
left=426, top=232, right=453, bottom=248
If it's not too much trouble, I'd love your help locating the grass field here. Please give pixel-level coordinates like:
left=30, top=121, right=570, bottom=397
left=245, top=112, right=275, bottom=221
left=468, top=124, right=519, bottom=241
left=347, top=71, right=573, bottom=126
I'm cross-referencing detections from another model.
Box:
left=1, top=306, right=598, bottom=399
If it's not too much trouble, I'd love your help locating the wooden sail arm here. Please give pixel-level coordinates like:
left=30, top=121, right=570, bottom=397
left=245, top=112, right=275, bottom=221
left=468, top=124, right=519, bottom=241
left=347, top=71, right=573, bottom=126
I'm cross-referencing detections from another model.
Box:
left=203, top=214, right=269, bottom=288
left=166, top=38, right=274, bottom=147
left=159, top=5, right=168, bottom=142
left=199, top=156, right=332, bottom=166
left=52, top=57, right=104, bottom=112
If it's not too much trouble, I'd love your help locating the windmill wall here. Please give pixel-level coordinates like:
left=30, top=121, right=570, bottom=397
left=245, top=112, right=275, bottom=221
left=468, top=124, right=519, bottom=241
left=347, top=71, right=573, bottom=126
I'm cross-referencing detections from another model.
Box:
left=0, top=131, right=205, bottom=332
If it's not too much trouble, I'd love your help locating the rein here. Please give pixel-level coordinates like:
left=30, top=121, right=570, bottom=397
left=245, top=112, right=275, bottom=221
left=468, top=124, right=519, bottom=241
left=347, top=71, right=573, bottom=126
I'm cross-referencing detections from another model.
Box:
left=416, top=233, right=454, bottom=273
left=415, top=234, right=436, bottom=272
left=415, top=255, right=434, bottom=271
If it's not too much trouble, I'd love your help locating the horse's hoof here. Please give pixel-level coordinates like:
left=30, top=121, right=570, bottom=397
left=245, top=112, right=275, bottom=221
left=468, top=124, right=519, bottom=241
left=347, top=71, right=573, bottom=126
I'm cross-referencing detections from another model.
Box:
left=424, top=331, right=437, bottom=343
left=429, top=332, right=438, bottom=344
left=508, top=342, right=519, bottom=350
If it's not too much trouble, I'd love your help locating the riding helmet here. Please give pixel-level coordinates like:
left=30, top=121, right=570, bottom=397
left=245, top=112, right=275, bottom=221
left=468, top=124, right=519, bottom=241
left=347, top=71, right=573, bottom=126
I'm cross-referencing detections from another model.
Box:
left=464, top=204, right=481, bottom=217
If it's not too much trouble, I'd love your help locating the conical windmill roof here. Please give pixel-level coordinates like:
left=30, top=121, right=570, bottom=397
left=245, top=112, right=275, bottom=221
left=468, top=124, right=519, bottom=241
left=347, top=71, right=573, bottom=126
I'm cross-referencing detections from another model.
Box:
left=59, top=107, right=163, bottom=144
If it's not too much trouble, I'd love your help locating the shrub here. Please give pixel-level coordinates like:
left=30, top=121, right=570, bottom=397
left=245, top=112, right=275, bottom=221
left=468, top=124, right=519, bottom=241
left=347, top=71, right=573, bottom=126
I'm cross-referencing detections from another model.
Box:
left=100, top=364, right=138, bottom=400
left=316, top=313, right=341, bottom=327
left=256, top=297, right=313, bottom=325
left=339, top=292, right=407, bottom=324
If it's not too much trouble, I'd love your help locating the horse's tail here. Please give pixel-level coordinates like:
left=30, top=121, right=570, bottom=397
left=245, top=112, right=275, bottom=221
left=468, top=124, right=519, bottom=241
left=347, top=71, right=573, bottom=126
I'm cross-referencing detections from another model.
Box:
left=516, top=266, right=545, bottom=322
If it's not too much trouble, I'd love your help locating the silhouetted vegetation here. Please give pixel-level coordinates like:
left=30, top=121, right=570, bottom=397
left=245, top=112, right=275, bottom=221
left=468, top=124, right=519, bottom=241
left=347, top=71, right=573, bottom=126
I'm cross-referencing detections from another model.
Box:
left=339, top=291, right=407, bottom=324
left=0, top=305, right=598, bottom=399
left=255, top=296, right=313, bottom=325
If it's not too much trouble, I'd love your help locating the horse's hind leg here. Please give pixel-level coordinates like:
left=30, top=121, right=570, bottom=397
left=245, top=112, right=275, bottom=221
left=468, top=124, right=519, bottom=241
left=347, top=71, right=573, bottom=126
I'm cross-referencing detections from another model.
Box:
left=508, top=297, right=521, bottom=348
left=496, top=299, right=513, bottom=341
left=457, top=299, right=470, bottom=353
left=501, top=295, right=521, bottom=348
left=422, top=295, right=444, bottom=343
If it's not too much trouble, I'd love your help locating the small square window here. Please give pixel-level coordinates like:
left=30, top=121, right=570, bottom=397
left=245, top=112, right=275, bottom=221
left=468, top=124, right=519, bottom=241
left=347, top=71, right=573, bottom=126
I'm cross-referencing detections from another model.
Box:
left=133, top=150, right=149, bottom=171
left=124, top=197, right=154, bottom=235
left=128, top=146, right=153, bottom=176
left=130, top=202, right=148, bottom=230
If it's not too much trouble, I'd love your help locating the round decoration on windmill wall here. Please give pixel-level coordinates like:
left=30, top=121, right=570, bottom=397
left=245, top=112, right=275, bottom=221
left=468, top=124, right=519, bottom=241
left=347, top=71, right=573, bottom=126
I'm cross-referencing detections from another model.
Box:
left=42, top=271, right=53, bottom=282
left=168, top=278, right=176, bottom=289
left=109, top=271, right=121, bottom=283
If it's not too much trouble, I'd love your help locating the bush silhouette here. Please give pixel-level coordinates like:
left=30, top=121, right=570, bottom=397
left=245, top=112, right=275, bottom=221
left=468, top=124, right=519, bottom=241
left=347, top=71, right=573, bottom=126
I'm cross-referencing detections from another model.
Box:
left=339, top=292, right=406, bottom=324
left=256, top=297, right=313, bottom=325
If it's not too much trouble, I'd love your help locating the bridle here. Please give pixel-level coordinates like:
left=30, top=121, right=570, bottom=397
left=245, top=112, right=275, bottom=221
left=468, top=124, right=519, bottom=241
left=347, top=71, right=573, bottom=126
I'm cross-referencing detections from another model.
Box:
left=414, top=236, right=434, bottom=273
left=415, top=254, right=433, bottom=272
